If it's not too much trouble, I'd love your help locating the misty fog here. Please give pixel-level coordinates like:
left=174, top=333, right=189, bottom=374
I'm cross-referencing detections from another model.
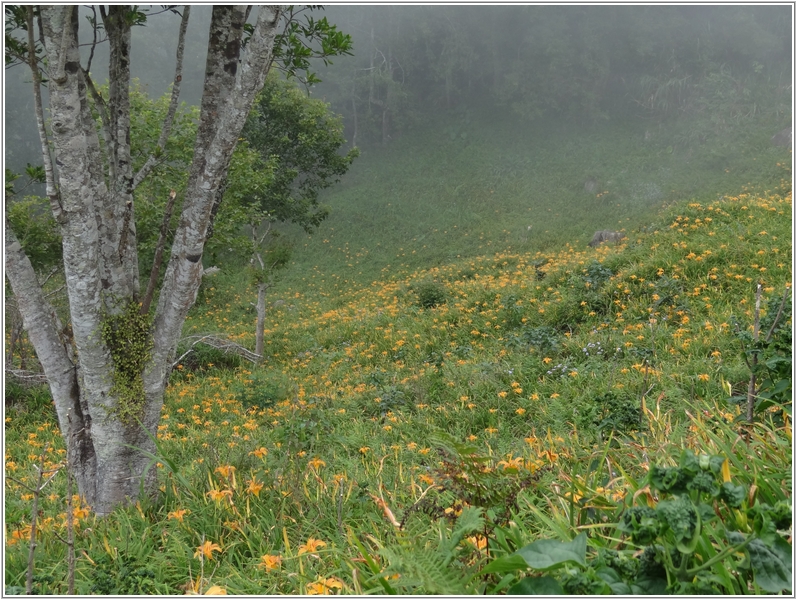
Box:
left=5, top=5, right=792, bottom=264
left=7, top=6, right=791, bottom=158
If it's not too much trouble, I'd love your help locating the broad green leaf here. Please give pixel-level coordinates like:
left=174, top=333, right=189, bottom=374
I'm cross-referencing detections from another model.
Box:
left=514, top=533, right=587, bottom=571
left=482, top=554, right=531, bottom=574
left=707, top=454, right=726, bottom=476
left=507, top=576, right=564, bottom=595
left=649, top=465, right=690, bottom=494
left=679, top=449, right=700, bottom=475
left=748, top=536, right=792, bottom=593
left=656, top=498, right=699, bottom=553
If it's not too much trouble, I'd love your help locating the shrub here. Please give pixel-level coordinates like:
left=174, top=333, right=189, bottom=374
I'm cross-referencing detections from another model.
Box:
left=358, top=385, right=414, bottom=418
left=594, top=391, right=641, bottom=435
left=412, top=281, right=447, bottom=309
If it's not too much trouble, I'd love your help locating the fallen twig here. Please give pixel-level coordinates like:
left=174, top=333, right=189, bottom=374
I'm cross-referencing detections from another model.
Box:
left=172, top=334, right=262, bottom=369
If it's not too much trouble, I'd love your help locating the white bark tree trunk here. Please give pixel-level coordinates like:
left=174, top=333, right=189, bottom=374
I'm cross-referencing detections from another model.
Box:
left=6, top=5, right=282, bottom=516
left=255, top=282, right=268, bottom=361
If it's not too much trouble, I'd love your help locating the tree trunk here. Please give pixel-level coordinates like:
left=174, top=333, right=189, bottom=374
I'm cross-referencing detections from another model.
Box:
left=255, top=282, right=268, bottom=361
left=5, top=224, right=97, bottom=505
left=351, top=72, right=358, bottom=150
left=7, top=5, right=283, bottom=516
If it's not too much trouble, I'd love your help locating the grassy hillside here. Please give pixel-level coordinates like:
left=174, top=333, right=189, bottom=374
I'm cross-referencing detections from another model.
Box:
left=5, top=94, right=793, bottom=592
left=250, top=110, right=790, bottom=296
left=5, top=141, right=791, bottom=593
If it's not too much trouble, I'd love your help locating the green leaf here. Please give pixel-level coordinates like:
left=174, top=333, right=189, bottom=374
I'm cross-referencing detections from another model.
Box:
left=482, top=554, right=531, bottom=575
left=513, top=533, right=588, bottom=571
left=595, top=567, right=632, bottom=594
left=656, top=498, right=699, bottom=552
left=649, top=465, right=690, bottom=494
left=679, top=449, right=700, bottom=475
left=630, top=576, right=668, bottom=595
left=707, top=455, right=726, bottom=476
left=748, top=535, right=792, bottom=593
left=719, top=482, right=746, bottom=509
left=348, top=532, right=397, bottom=595
left=507, top=576, right=564, bottom=595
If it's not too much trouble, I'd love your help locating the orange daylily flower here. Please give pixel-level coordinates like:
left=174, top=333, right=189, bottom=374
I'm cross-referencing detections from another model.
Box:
left=168, top=508, right=189, bottom=522
left=206, top=489, right=233, bottom=503
left=308, top=457, right=326, bottom=469
left=297, top=537, right=327, bottom=555
left=260, top=554, right=282, bottom=571
left=306, top=577, right=344, bottom=595
left=251, top=447, right=268, bottom=459
left=215, top=465, right=236, bottom=479
left=204, top=585, right=227, bottom=595
left=194, top=540, right=222, bottom=561
left=246, top=478, right=264, bottom=497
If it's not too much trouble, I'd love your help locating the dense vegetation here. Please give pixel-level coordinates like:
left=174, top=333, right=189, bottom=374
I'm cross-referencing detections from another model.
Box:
left=4, top=4, right=792, bottom=595
left=5, top=132, right=791, bottom=593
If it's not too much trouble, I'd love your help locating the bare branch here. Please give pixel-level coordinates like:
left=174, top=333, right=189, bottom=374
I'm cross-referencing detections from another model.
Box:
left=257, top=220, right=274, bottom=247
left=6, top=369, right=49, bottom=387
left=26, top=6, right=63, bottom=223
left=39, top=267, right=61, bottom=287
left=7, top=475, right=38, bottom=494
left=764, top=287, right=790, bottom=343
left=43, top=284, right=66, bottom=299
left=172, top=334, right=262, bottom=369
left=64, top=417, right=76, bottom=595
left=144, top=6, right=183, bottom=18
left=22, top=444, right=60, bottom=594
left=132, top=6, right=191, bottom=189
left=746, top=284, right=762, bottom=423
left=85, top=6, right=99, bottom=74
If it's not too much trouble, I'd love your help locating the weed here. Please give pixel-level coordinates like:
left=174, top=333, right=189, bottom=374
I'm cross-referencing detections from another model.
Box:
left=510, top=325, right=560, bottom=354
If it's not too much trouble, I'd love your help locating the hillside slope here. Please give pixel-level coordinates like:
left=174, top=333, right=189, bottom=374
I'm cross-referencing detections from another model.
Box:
left=257, top=112, right=791, bottom=295
left=4, top=152, right=791, bottom=595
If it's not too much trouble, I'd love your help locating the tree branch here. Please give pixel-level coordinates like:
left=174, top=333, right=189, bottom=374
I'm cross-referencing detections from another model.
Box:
left=26, top=7, right=63, bottom=224
left=764, top=287, right=789, bottom=343
left=172, top=334, right=263, bottom=369
left=132, top=5, right=191, bottom=190
left=85, top=6, right=99, bottom=74
left=141, top=189, right=178, bottom=315
left=50, top=6, right=72, bottom=84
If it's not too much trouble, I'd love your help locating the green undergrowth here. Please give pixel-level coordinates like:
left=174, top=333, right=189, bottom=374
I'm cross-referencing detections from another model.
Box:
left=5, top=147, right=792, bottom=593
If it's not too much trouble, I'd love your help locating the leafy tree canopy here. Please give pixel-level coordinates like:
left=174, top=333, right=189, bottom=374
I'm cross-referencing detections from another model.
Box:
left=239, top=73, right=359, bottom=234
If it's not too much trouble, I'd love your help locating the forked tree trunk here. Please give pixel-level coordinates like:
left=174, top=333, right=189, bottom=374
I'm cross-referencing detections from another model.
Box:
left=5, top=5, right=282, bottom=516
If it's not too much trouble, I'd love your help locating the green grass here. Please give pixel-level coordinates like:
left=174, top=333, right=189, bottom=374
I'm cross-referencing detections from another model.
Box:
left=4, top=110, right=792, bottom=594
left=254, top=110, right=790, bottom=295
